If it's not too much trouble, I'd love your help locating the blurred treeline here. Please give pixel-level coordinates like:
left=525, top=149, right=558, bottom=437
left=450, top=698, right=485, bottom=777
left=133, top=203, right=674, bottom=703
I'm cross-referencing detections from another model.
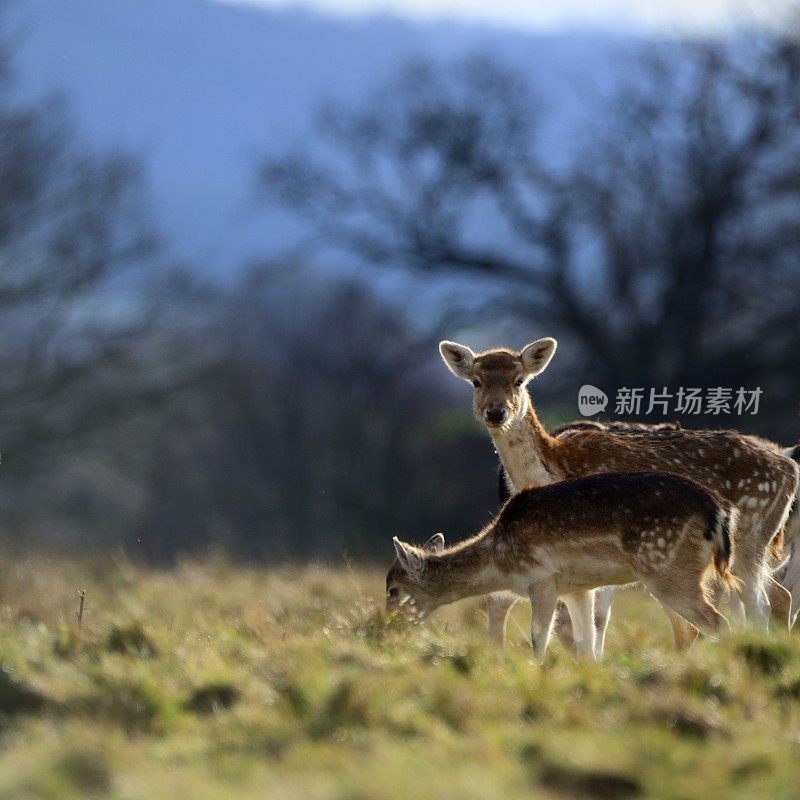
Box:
left=2, top=22, right=800, bottom=561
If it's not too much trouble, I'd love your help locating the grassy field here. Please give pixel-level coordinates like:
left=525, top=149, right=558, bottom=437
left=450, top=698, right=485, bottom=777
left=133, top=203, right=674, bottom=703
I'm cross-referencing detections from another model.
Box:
left=2, top=555, right=800, bottom=799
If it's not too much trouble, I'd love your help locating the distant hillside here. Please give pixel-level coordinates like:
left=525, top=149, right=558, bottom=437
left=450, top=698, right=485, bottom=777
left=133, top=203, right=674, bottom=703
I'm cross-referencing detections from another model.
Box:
left=12, top=0, right=640, bottom=274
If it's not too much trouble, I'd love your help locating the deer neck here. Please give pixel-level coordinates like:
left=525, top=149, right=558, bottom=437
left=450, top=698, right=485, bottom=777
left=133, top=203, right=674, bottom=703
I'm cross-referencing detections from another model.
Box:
left=489, top=393, right=562, bottom=491
left=425, top=529, right=506, bottom=604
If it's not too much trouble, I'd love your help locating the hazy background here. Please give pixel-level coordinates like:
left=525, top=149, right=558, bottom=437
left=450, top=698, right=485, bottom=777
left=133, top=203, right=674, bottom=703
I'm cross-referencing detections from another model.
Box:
left=1, top=0, right=799, bottom=561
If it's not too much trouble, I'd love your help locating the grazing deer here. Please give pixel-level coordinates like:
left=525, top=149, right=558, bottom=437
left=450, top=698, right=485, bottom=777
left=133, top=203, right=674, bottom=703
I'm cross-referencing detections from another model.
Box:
left=496, top=419, right=683, bottom=653
left=386, top=473, right=740, bottom=661
left=439, top=337, right=798, bottom=646
left=509, top=424, right=798, bottom=647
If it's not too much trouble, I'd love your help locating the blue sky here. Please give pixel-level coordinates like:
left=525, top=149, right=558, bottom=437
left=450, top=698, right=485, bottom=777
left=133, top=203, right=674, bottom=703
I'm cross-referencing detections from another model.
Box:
left=14, top=0, right=795, bottom=277
left=217, top=0, right=795, bottom=35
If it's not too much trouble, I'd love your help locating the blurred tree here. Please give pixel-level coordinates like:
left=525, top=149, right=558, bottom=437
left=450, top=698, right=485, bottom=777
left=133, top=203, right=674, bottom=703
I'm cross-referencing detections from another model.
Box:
left=0, top=102, right=158, bottom=471
left=0, top=18, right=498, bottom=560
left=263, top=39, right=800, bottom=437
left=131, top=265, right=497, bottom=561
left=0, top=19, right=175, bottom=545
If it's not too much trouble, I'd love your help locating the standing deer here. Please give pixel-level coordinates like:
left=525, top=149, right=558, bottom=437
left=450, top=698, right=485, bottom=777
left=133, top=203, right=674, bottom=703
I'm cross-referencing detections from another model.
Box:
left=386, top=473, right=740, bottom=661
left=496, top=420, right=800, bottom=646
left=439, top=337, right=798, bottom=648
left=495, top=419, right=682, bottom=653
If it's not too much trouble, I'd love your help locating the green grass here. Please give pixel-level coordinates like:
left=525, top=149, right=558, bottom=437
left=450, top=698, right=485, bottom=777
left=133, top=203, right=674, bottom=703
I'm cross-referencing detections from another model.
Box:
left=1, top=554, right=800, bottom=799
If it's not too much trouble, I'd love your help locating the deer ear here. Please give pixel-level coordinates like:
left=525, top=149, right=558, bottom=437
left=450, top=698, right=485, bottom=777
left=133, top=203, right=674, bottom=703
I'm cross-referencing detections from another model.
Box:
left=439, top=341, right=476, bottom=381
left=423, top=532, right=445, bottom=553
left=519, top=338, right=557, bottom=378
left=393, top=537, right=425, bottom=573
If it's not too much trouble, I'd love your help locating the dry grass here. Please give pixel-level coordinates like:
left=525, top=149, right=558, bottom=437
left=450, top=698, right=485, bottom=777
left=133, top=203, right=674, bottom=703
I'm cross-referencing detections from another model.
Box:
left=1, top=553, right=800, bottom=799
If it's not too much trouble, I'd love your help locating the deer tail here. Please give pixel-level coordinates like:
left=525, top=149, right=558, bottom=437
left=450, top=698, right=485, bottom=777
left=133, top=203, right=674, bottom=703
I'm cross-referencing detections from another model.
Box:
left=709, top=505, right=743, bottom=593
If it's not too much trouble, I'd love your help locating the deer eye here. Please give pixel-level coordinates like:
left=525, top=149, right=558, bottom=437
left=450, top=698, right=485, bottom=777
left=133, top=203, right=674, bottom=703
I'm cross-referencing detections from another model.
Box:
left=387, top=587, right=399, bottom=599
left=472, top=379, right=481, bottom=388
left=514, top=377, right=524, bottom=387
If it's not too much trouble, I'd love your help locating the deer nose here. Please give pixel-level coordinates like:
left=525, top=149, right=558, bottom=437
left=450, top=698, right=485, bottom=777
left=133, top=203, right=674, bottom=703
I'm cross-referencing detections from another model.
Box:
left=485, top=408, right=506, bottom=424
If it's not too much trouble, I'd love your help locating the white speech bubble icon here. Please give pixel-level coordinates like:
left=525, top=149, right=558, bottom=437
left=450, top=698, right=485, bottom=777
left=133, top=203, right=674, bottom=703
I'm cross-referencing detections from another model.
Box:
left=578, top=385, right=608, bottom=416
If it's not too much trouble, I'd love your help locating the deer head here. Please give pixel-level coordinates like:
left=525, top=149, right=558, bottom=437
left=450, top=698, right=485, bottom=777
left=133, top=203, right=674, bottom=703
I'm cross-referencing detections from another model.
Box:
left=385, top=533, right=444, bottom=615
left=439, top=338, right=557, bottom=429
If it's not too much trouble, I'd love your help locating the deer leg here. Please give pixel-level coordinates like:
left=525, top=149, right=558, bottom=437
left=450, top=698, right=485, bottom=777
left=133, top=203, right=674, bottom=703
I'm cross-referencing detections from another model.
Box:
left=562, top=590, right=596, bottom=661
left=593, top=587, right=615, bottom=660
left=528, top=579, right=558, bottom=663
left=742, top=484, right=796, bottom=630
left=662, top=604, right=699, bottom=649
left=766, top=575, right=792, bottom=630
left=485, top=592, right=517, bottom=647
left=737, top=559, right=771, bottom=631
left=673, top=600, right=728, bottom=640
left=645, top=579, right=727, bottom=641
left=555, top=589, right=613, bottom=659
left=724, top=511, right=771, bottom=630
left=742, top=586, right=770, bottom=630
left=776, top=539, right=800, bottom=627
left=554, top=602, right=576, bottom=654
left=723, top=593, right=747, bottom=629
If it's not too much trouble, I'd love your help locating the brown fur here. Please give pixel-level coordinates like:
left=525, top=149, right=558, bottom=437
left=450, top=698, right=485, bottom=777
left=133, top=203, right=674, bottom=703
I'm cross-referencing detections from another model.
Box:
left=440, top=339, right=799, bottom=631
left=551, top=419, right=682, bottom=437
left=387, top=473, right=738, bottom=660
left=741, top=435, right=800, bottom=564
